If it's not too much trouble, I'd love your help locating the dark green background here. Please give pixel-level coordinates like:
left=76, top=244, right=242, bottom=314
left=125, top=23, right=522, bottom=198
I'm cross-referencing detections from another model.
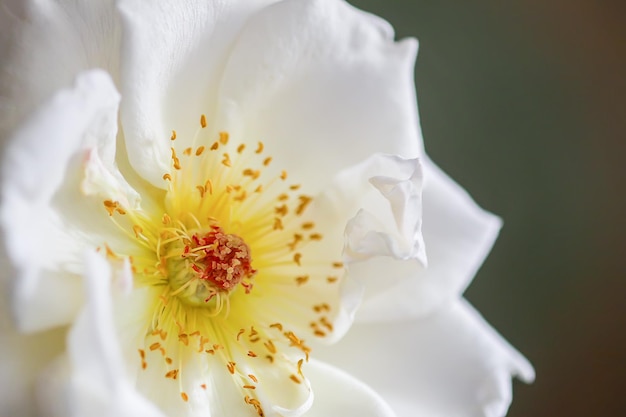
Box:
left=349, top=1, right=626, bottom=416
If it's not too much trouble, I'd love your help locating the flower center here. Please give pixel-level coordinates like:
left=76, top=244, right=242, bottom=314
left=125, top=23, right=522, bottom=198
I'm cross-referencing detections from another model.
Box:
left=94, top=115, right=344, bottom=414
left=166, top=225, right=257, bottom=306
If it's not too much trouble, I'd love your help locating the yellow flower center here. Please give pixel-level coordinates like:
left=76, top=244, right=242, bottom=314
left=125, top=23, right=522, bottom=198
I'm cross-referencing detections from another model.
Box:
left=96, top=114, right=342, bottom=415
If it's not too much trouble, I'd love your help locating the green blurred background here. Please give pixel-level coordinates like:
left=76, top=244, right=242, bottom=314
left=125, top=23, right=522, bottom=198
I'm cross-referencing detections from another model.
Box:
left=349, top=1, right=626, bottom=416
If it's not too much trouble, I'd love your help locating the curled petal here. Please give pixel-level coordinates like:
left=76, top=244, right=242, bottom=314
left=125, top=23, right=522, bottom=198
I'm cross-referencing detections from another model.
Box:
left=2, top=70, right=120, bottom=204
left=1, top=68, right=142, bottom=333
left=340, top=155, right=424, bottom=264
left=1, top=70, right=123, bottom=332
left=308, top=154, right=423, bottom=326
left=354, top=159, right=503, bottom=322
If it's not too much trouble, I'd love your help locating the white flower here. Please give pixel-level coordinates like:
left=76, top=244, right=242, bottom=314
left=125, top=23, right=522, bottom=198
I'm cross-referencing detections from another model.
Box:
left=0, top=1, right=533, bottom=417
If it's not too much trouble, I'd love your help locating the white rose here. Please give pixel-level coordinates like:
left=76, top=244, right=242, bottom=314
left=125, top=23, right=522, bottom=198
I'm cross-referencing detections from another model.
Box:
left=0, top=1, right=533, bottom=417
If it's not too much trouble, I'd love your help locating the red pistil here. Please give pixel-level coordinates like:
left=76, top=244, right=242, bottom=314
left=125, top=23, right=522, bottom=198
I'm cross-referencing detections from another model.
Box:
left=186, top=226, right=256, bottom=291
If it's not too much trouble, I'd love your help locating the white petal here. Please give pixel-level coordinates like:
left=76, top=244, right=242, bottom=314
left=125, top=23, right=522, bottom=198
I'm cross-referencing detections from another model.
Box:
left=37, top=252, right=166, bottom=417
left=354, top=159, right=503, bottom=322
left=303, top=360, right=396, bottom=417
left=316, top=299, right=534, bottom=417
left=0, top=70, right=128, bottom=331
left=306, top=153, right=424, bottom=328
left=0, top=0, right=120, bottom=141
left=81, top=147, right=141, bottom=212
left=215, top=0, right=422, bottom=191
left=116, top=0, right=279, bottom=186
left=332, top=154, right=425, bottom=264
left=0, top=267, right=65, bottom=417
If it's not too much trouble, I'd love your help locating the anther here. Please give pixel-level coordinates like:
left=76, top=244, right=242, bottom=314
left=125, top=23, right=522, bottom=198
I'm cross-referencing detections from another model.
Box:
left=171, top=148, right=181, bottom=170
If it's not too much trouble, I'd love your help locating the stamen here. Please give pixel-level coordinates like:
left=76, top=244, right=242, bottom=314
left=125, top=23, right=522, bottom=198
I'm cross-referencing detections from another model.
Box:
left=171, top=148, right=181, bottom=170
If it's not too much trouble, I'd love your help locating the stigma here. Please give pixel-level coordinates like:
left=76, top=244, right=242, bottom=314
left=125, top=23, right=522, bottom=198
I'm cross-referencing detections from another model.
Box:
left=165, top=224, right=256, bottom=307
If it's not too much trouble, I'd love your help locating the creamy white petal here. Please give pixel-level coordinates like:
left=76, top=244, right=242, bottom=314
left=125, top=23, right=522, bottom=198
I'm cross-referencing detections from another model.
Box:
left=215, top=0, right=421, bottom=191
left=303, top=154, right=424, bottom=328
left=116, top=0, right=279, bottom=186
left=303, top=360, right=397, bottom=417
left=0, top=70, right=129, bottom=331
left=316, top=299, right=535, bottom=417
left=354, top=159, right=503, bottom=322
left=331, top=154, right=425, bottom=264
left=37, top=252, right=166, bottom=417
left=0, top=0, right=120, bottom=141
left=0, top=255, right=65, bottom=417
